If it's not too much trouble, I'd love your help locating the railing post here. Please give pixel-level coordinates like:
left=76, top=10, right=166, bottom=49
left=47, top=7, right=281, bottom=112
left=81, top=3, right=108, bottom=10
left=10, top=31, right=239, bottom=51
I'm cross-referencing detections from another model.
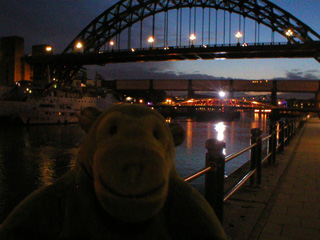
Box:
left=250, top=128, right=262, bottom=186
left=291, top=118, right=295, bottom=137
left=205, top=138, right=226, bottom=224
left=268, top=122, right=277, bottom=165
left=279, top=121, right=285, bottom=153
left=286, top=119, right=291, bottom=145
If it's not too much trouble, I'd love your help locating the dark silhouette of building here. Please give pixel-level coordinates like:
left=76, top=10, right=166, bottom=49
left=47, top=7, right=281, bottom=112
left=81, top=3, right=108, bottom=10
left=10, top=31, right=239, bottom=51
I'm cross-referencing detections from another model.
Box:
left=0, top=36, right=32, bottom=86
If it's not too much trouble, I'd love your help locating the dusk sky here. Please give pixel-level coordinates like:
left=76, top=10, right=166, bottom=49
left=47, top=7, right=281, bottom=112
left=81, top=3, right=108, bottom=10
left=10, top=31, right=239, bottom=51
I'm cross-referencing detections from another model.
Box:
left=1, top=0, right=320, bottom=81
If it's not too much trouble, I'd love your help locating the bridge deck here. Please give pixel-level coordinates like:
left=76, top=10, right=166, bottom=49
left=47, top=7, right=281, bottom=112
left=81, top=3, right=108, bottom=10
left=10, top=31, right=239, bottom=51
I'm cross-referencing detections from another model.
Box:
left=26, top=41, right=320, bottom=65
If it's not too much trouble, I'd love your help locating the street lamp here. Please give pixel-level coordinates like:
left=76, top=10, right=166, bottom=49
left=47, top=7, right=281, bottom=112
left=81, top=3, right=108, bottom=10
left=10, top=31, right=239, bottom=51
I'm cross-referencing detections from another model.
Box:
left=235, top=31, right=243, bottom=45
left=285, top=29, right=293, bottom=37
left=148, top=36, right=155, bottom=48
left=285, top=29, right=293, bottom=43
left=218, top=91, right=226, bottom=112
left=219, top=91, right=226, bottom=98
left=75, top=41, right=83, bottom=53
left=189, top=34, right=196, bottom=47
left=109, top=40, right=115, bottom=50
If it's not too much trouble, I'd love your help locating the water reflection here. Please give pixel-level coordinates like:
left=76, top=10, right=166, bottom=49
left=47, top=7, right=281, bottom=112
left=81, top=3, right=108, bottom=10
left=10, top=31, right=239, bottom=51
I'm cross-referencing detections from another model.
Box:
left=38, top=151, right=56, bottom=186
left=186, top=120, right=193, bottom=149
left=0, top=124, right=85, bottom=223
left=214, top=122, right=226, bottom=141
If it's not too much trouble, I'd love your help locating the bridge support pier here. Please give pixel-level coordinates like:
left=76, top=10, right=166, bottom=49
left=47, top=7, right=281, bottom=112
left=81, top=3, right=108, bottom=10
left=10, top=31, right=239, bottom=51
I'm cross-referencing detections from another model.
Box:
left=271, top=80, right=278, bottom=106
left=149, top=80, right=154, bottom=91
left=229, top=80, right=235, bottom=99
left=188, top=80, right=194, bottom=99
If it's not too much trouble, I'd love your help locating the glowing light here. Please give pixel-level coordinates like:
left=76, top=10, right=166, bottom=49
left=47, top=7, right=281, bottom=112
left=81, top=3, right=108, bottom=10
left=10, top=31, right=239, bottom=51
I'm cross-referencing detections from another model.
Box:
left=235, top=31, right=243, bottom=39
left=286, top=29, right=293, bottom=37
left=76, top=42, right=83, bottom=49
left=189, top=34, right=196, bottom=41
left=219, top=91, right=226, bottom=98
left=189, top=34, right=196, bottom=46
left=109, top=41, right=115, bottom=46
left=131, top=48, right=135, bottom=52
left=148, top=36, right=155, bottom=43
left=45, top=46, right=52, bottom=52
left=166, top=98, right=172, bottom=104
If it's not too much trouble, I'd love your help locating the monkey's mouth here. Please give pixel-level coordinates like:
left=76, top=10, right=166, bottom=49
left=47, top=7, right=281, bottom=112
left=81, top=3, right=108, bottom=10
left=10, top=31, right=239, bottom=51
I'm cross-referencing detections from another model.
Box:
left=99, top=177, right=166, bottom=199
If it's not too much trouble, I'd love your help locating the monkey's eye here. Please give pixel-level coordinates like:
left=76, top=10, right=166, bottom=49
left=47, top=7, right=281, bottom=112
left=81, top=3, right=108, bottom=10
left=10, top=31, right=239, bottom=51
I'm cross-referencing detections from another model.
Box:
left=109, top=125, right=118, bottom=135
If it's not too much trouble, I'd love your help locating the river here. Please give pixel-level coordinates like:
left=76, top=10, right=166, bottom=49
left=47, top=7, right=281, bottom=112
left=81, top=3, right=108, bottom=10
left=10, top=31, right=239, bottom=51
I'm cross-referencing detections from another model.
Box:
left=0, top=111, right=268, bottom=223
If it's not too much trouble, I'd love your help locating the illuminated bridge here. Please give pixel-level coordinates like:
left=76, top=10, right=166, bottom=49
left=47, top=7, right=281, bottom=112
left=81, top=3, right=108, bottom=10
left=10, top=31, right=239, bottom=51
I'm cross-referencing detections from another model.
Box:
left=26, top=0, right=320, bottom=82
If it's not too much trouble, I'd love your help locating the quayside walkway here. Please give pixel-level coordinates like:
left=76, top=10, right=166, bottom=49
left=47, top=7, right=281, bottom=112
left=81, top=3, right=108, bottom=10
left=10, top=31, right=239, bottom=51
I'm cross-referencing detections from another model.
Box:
left=223, top=118, right=320, bottom=240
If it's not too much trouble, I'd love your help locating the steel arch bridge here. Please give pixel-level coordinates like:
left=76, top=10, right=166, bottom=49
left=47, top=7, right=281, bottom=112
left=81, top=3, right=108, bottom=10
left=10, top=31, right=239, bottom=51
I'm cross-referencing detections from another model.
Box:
left=64, top=0, right=320, bottom=54
left=36, top=0, right=320, bottom=83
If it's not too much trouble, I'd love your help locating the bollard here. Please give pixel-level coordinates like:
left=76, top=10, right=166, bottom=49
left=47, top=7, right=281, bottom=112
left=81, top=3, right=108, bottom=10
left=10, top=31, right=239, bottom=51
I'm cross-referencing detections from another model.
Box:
left=205, top=138, right=226, bottom=224
left=250, top=128, right=263, bottom=186
left=279, top=121, right=285, bottom=153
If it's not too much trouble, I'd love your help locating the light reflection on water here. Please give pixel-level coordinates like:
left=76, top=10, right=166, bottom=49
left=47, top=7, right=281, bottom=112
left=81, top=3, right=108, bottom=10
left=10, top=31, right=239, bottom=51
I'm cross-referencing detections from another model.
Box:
left=0, top=112, right=268, bottom=222
left=174, top=112, right=268, bottom=178
left=0, top=124, right=83, bottom=223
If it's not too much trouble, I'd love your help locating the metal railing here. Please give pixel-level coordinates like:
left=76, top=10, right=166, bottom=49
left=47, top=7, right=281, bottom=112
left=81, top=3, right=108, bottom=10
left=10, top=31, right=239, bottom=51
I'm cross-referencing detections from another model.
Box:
left=101, top=40, right=319, bottom=53
left=183, top=115, right=307, bottom=223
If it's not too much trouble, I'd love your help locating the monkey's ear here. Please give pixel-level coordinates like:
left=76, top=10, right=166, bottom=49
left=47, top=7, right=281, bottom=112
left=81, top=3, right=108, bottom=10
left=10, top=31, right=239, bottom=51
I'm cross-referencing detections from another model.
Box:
left=169, top=123, right=185, bottom=146
left=79, top=107, right=102, bottom=132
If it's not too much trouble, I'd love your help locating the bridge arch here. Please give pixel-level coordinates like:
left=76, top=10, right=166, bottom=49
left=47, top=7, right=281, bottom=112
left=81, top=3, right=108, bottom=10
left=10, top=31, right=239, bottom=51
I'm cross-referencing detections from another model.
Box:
left=64, top=0, right=320, bottom=54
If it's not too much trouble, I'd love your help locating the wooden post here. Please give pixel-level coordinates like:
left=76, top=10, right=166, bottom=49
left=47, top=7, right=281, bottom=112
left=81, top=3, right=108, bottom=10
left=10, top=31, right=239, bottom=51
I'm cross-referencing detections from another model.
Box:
left=205, top=138, right=226, bottom=224
left=250, top=128, right=262, bottom=186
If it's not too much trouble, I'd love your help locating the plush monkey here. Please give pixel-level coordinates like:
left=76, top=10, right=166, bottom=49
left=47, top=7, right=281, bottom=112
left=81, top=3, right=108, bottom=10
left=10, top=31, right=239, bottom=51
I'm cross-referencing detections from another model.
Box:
left=0, top=104, right=227, bottom=240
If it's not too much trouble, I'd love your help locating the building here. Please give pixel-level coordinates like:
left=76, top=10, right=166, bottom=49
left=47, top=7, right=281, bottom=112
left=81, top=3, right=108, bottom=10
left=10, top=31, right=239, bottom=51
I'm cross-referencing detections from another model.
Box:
left=0, top=36, right=33, bottom=86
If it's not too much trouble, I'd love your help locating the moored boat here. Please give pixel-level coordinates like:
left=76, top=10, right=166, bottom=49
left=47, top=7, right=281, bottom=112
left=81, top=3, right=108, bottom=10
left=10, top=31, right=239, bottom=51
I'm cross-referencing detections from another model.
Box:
left=0, top=81, right=118, bottom=125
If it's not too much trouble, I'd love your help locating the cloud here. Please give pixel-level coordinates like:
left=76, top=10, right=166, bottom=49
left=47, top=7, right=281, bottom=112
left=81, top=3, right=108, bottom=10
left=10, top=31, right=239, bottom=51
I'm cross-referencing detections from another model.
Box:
left=86, top=61, right=236, bottom=81
left=284, top=69, right=320, bottom=80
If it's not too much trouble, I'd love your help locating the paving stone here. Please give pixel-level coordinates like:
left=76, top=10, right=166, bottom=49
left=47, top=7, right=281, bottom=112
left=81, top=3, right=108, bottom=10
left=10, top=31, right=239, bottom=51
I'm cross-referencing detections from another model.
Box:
left=281, top=226, right=320, bottom=240
left=223, top=119, right=320, bottom=240
left=286, top=206, right=319, bottom=218
left=301, top=217, right=320, bottom=230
